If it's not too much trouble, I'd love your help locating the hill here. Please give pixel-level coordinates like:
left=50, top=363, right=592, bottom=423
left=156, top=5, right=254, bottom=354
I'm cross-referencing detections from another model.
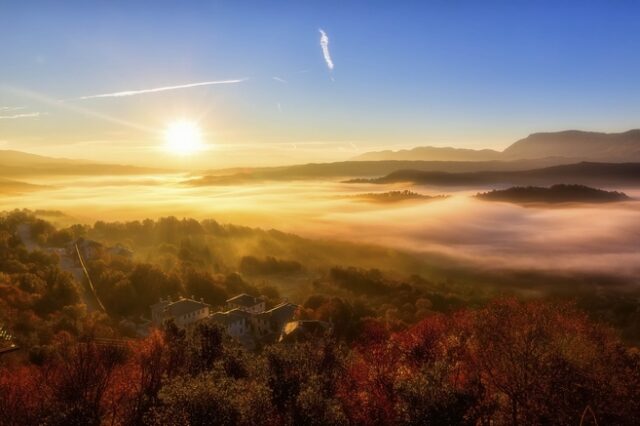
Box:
left=354, top=129, right=640, bottom=162
left=348, top=162, right=640, bottom=187
left=351, top=190, right=448, bottom=203
left=0, top=150, right=169, bottom=177
left=476, top=184, right=631, bottom=204
left=353, top=146, right=501, bottom=161
left=186, top=158, right=570, bottom=186
left=503, top=129, right=640, bottom=161
left=0, top=178, right=49, bottom=194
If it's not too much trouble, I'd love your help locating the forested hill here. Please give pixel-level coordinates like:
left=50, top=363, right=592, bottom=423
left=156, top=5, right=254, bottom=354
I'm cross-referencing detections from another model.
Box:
left=350, top=162, right=640, bottom=187
left=476, top=184, right=631, bottom=204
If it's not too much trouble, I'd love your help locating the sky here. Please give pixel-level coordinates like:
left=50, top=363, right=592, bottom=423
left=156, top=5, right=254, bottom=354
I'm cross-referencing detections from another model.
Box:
left=1, top=0, right=639, bottom=168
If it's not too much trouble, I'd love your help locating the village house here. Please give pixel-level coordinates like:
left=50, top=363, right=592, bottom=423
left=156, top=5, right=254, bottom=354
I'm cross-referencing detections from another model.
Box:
left=253, top=302, right=299, bottom=338
left=226, top=293, right=266, bottom=313
left=150, top=294, right=307, bottom=348
left=107, top=243, right=133, bottom=258
left=72, top=238, right=104, bottom=260
left=211, top=297, right=301, bottom=347
left=210, top=309, right=252, bottom=338
left=0, top=323, right=18, bottom=356
left=151, top=296, right=210, bottom=327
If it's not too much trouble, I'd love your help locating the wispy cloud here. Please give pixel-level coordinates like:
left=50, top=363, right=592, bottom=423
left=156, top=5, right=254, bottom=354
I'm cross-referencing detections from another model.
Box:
left=319, top=29, right=335, bottom=71
left=4, top=85, right=154, bottom=132
left=0, top=112, right=42, bottom=120
left=0, top=106, right=26, bottom=111
left=75, top=79, right=247, bottom=100
left=272, top=76, right=288, bottom=84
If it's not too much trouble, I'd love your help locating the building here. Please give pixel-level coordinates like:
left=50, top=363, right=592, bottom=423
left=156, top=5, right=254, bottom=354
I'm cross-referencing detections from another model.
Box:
left=257, top=302, right=299, bottom=337
left=213, top=297, right=300, bottom=345
left=0, top=324, right=18, bottom=356
left=107, top=243, right=133, bottom=258
left=226, top=293, right=266, bottom=313
left=151, top=297, right=210, bottom=327
left=150, top=298, right=172, bottom=325
left=150, top=294, right=302, bottom=348
left=211, top=309, right=252, bottom=338
left=73, top=238, right=104, bottom=261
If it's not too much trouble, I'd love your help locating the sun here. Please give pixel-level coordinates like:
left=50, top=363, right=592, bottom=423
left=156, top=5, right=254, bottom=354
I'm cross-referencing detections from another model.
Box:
left=163, top=120, right=205, bottom=155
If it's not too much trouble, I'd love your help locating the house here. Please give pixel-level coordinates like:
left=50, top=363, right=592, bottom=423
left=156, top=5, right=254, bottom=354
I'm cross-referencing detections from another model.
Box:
left=150, top=294, right=301, bottom=348
left=211, top=309, right=252, bottom=338
left=0, top=324, right=18, bottom=356
left=279, top=320, right=331, bottom=343
left=108, top=243, right=133, bottom=258
left=261, top=302, right=299, bottom=336
left=150, top=297, right=172, bottom=325
left=226, top=293, right=266, bottom=313
left=151, top=297, right=210, bottom=327
left=72, top=238, right=104, bottom=260
left=211, top=297, right=300, bottom=345
left=249, top=302, right=298, bottom=338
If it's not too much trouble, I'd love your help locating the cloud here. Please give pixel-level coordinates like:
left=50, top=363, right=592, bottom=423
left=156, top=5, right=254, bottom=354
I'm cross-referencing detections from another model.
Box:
left=75, top=79, right=247, bottom=100
left=272, top=77, right=288, bottom=84
left=4, top=85, right=154, bottom=132
left=0, top=106, right=26, bottom=111
left=0, top=112, right=42, bottom=120
left=319, top=29, right=334, bottom=71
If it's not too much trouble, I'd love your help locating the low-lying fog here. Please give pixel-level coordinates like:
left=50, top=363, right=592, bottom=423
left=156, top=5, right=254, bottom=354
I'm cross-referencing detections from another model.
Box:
left=3, top=174, right=640, bottom=277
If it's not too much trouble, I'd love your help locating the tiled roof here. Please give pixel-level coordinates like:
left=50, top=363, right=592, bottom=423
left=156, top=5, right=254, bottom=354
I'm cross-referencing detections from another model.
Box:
left=211, top=311, right=245, bottom=326
left=226, top=308, right=253, bottom=318
left=266, top=302, right=299, bottom=325
left=166, top=298, right=210, bottom=317
left=226, top=293, right=262, bottom=307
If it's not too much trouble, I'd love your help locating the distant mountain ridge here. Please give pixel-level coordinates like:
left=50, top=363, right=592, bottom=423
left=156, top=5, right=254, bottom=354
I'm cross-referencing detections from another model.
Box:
left=0, top=150, right=83, bottom=166
left=186, top=158, right=573, bottom=186
left=0, top=150, right=169, bottom=177
left=354, top=146, right=502, bottom=162
left=348, top=162, right=640, bottom=188
left=353, top=130, right=640, bottom=162
left=502, top=129, right=640, bottom=161
left=0, top=177, right=49, bottom=194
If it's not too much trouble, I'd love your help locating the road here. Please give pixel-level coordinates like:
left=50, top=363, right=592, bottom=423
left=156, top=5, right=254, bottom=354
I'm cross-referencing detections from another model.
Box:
left=17, top=223, right=104, bottom=314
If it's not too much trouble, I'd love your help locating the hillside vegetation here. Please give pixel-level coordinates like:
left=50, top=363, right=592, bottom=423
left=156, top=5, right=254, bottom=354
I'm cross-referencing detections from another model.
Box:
left=477, top=184, right=630, bottom=204
left=1, top=210, right=640, bottom=424
left=349, top=162, right=640, bottom=187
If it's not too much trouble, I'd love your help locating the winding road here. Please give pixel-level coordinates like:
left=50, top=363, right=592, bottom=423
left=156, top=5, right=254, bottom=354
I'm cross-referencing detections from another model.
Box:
left=17, top=223, right=105, bottom=314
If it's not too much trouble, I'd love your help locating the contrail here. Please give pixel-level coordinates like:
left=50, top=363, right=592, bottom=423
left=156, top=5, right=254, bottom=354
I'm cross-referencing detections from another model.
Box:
left=319, top=29, right=334, bottom=71
left=3, top=85, right=155, bottom=132
left=0, top=112, right=41, bottom=119
left=75, top=78, right=247, bottom=100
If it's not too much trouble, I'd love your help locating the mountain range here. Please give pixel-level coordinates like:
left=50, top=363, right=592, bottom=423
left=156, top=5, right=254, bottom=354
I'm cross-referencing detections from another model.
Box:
left=354, top=130, right=640, bottom=162
left=0, top=150, right=167, bottom=177
left=348, top=162, right=640, bottom=188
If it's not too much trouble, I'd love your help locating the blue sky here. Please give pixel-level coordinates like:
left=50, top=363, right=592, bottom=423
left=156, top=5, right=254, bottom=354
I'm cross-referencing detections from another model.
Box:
left=1, top=0, right=639, bottom=166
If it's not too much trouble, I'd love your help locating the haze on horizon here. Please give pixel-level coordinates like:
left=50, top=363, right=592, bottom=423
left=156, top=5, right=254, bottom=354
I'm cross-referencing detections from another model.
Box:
left=2, top=1, right=640, bottom=168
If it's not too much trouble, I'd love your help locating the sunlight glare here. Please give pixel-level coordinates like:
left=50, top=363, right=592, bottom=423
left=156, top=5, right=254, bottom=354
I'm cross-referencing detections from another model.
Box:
left=164, top=120, right=205, bottom=155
